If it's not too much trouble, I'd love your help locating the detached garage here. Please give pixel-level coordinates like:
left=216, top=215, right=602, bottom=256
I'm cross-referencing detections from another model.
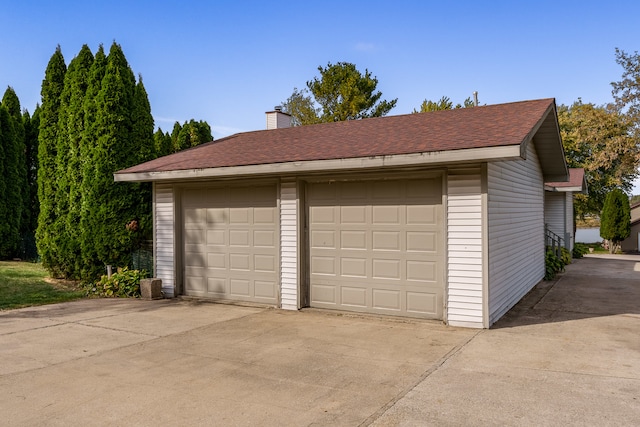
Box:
left=115, top=98, right=569, bottom=328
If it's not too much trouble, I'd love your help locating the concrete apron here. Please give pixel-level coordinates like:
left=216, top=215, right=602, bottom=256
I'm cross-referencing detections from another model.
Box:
left=1, top=254, right=639, bottom=426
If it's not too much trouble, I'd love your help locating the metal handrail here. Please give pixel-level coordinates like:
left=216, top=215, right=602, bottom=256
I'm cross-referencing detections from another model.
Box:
left=545, top=225, right=564, bottom=258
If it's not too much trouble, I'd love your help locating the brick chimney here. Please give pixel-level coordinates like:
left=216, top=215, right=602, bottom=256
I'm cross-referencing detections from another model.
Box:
left=266, top=106, right=292, bottom=130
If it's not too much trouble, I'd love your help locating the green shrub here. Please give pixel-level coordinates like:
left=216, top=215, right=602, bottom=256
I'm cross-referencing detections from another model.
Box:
left=572, top=243, right=589, bottom=258
left=545, top=249, right=566, bottom=280
left=85, top=267, right=145, bottom=298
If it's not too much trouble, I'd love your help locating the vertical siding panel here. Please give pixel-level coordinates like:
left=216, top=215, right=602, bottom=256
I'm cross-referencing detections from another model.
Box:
left=447, top=167, right=484, bottom=328
left=154, top=183, right=175, bottom=297
left=280, top=181, right=298, bottom=310
left=488, top=142, right=545, bottom=325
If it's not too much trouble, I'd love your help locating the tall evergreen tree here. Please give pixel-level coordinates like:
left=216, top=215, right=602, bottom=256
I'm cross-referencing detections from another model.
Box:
left=23, top=107, right=40, bottom=255
left=79, top=45, right=107, bottom=278
left=80, top=42, right=138, bottom=279
left=600, top=188, right=631, bottom=253
left=153, top=128, right=172, bottom=157
left=2, top=87, right=28, bottom=255
left=53, top=45, right=94, bottom=276
left=37, top=46, right=67, bottom=275
left=0, top=105, right=9, bottom=257
left=129, top=78, right=155, bottom=244
left=0, top=103, right=21, bottom=257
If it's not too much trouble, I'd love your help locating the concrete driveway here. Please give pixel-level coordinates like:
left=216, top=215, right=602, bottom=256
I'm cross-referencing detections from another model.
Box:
left=1, top=254, right=639, bottom=426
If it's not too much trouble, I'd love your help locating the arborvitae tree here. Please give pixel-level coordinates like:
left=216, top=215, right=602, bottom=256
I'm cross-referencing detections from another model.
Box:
left=154, top=128, right=172, bottom=157
left=37, top=46, right=67, bottom=275
left=23, top=107, right=40, bottom=255
left=173, top=119, right=213, bottom=152
left=79, top=45, right=107, bottom=278
left=0, top=105, right=9, bottom=257
left=80, top=42, right=138, bottom=279
left=129, top=78, right=155, bottom=244
left=600, top=189, right=631, bottom=254
left=53, top=45, right=94, bottom=277
left=2, top=87, right=28, bottom=254
left=22, top=105, right=40, bottom=234
left=0, top=104, right=21, bottom=257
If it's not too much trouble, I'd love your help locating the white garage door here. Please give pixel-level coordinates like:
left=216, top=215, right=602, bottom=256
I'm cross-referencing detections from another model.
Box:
left=182, top=184, right=279, bottom=304
left=308, top=177, right=444, bottom=319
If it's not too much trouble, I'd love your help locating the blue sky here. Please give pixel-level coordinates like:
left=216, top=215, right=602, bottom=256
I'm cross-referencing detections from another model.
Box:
left=2, top=1, right=640, bottom=188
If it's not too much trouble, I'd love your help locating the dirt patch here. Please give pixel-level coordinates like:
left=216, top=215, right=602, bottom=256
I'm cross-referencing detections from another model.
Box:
left=44, top=277, right=82, bottom=291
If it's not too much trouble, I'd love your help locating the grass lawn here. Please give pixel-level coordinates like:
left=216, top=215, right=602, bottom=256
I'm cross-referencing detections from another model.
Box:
left=0, top=261, right=85, bottom=310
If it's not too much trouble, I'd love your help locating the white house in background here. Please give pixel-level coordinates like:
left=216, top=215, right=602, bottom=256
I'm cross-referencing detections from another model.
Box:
left=544, top=168, right=588, bottom=251
left=115, top=99, right=568, bottom=328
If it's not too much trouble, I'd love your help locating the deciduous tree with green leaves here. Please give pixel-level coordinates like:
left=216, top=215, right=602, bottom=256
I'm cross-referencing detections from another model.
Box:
left=557, top=100, right=638, bottom=217
left=600, top=188, right=631, bottom=253
left=413, top=96, right=475, bottom=113
left=284, top=62, right=397, bottom=125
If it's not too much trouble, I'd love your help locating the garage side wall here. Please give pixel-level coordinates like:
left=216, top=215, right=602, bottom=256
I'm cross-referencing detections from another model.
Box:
left=487, top=142, right=545, bottom=325
left=153, top=183, right=176, bottom=297
left=447, top=167, right=485, bottom=328
left=544, top=192, right=565, bottom=243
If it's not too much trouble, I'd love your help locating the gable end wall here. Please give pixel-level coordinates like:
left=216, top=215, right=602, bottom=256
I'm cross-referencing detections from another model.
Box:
left=487, top=142, right=545, bottom=325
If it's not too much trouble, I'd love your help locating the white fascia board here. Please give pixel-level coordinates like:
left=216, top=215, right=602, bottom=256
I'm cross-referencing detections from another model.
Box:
left=114, top=145, right=522, bottom=182
left=544, top=185, right=582, bottom=192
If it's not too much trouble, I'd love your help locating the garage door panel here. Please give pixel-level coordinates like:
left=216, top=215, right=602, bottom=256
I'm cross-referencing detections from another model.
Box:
left=341, top=206, right=366, bottom=224
left=407, top=231, right=436, bottom=252
left=341, top=286, right=367, bottom=307
left=372, top=259, right=401, bottom=280
left=229, top=230, right=249, bottom=246
left=229, top=208, right=250, bottom=224
left=372, top=289, right=401, bottom=311
left=372, top=231, right=401, bottom=251
left=311, top=256, right=336, bottom=275
left=311, top=230, right=336, bottom=248
left=254, top=207, right=276, bottom=224
left=254, top=254, right=276, bottom=272
left=406, top=292, right=437, bottom=314
left=207, top=252, right=226, bottom=269
left=309, top=178, right=444, bottom=319
left=407, top=260, right=436, bottom=281
left=182, top=184, right=278, bottom=304
left=407, top=205, right=437, bottom=224
left=254, top=230, right=276, bottom=247
left=229, top=253, right=250, bottom=271
left=207, top=230, right=225, bottom=245
left=372, top=205, right=400, bottom=224
left=206, top=208, right=226, bottom=223
left=341, top=257, right=367, bottom=277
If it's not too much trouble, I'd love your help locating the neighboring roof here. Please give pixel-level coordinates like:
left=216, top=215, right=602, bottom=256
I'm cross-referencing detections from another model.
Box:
left=545, top=168, right=588, bottom=194
left=116, top=98, right=568, bottom=182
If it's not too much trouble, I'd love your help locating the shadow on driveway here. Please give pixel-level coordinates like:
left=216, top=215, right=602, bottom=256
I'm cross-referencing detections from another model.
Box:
left=494, top=254, right=640, bottom=329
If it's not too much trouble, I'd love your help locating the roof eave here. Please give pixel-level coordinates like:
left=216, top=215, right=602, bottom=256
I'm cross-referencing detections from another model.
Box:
left=529, top=101, right=569, bottom=182
left=114, top=145, right=523, bottom=183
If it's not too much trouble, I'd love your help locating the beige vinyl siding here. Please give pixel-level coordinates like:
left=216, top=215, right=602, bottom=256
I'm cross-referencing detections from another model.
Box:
left=280, top=181, right=298, bottom=310
left=153, top=183, right=176, bottom=297
left=487, top=142, right=545, bottom=325
left=447, top=167, right=485, bottom=328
